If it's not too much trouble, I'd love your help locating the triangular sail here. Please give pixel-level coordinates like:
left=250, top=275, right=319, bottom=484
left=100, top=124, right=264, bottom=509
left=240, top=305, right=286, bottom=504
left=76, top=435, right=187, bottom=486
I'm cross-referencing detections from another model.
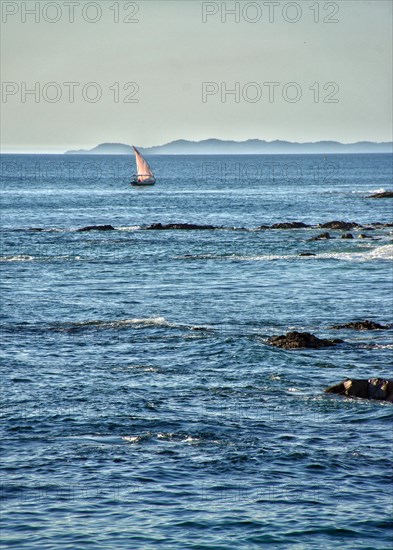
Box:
left=133, top=146, right=154, bottom=182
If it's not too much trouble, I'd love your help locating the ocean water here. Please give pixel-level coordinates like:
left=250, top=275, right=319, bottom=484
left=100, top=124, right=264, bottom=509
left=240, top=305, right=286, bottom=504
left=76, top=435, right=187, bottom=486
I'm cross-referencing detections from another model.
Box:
left=1, top=153, right=392, bottom=549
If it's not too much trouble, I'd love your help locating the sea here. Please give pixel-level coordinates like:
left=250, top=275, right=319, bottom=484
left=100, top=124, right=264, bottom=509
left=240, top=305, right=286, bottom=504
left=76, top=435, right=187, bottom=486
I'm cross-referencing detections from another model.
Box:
left=1, top=153, right=392, bottom=549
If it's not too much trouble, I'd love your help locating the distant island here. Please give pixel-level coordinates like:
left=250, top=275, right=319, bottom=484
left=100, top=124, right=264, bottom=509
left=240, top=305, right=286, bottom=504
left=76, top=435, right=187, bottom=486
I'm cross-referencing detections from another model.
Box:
left=65, top=139, right=393, bottom=155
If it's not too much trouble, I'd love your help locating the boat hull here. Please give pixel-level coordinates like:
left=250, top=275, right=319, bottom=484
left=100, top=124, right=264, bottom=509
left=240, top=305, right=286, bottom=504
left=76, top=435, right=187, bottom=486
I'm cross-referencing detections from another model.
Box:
left=130, top=174, right=156, bottom=186
left=130, top=180, right=156, bottom=187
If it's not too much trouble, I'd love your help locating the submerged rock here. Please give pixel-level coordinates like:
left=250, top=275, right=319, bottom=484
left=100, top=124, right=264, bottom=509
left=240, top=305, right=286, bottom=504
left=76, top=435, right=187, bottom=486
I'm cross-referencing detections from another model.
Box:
left=325, top=378, right=393, bottom=402
left=367, top=190, right=393, bottom=198
left=331, top=320, right=388, bottom=330
left=341, top=233, right=354, bottom=239
left=308, top=232, right=332, bottom=241
left=268, top=331, right=343, bottom=349
left=77, top=225, right=115, bottom=232
left=270, top=222, right=311, bottom=229
left=319, top=221, right=361, bottom=230
left=144, top=223, right=217, bottom=230
left=363, top=222, right=393, bottom=230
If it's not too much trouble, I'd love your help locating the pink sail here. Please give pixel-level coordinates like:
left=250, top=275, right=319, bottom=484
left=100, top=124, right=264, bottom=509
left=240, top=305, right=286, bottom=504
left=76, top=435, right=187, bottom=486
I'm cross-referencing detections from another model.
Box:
left=133, top=146, right=155, bottom=182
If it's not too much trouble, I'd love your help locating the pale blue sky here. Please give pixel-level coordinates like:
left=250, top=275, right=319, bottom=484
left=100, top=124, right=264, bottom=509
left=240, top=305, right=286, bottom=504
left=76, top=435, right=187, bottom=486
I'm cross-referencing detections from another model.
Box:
left=0, top=0, right=392, bottom=151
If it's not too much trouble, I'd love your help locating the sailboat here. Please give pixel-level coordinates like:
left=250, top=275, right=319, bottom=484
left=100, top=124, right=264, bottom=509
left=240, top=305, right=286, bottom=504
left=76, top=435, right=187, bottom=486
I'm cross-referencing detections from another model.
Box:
left=131, top=145, right=156, bottom=186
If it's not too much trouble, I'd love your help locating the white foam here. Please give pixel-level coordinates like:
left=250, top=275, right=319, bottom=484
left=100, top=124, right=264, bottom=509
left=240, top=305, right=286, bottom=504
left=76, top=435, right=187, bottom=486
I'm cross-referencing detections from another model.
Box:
left=182, top=436, right=200, bottom=443
left=126, top=364, right=158, bottom=372
left=72, top=316, right=173, bottom=329
left=365, top=244, right=393, bottom=260
left=116, top=226, right=141, bottom=231
left=0, top=255, right=35, bottom=262
left=0, top=254, right=83, bottom=262
left=157, top=433, right=174, bottom=439
left=320, top=244, right=393, bottom=262
left=371, top=344, right=393, bottom=349
left=180, top=253, right=293, bottom=261
left=122, top=436, right=142, bottom=443
left=182, top=245, right=393, bottom=263
left=120, top=316, right=171, bottom=326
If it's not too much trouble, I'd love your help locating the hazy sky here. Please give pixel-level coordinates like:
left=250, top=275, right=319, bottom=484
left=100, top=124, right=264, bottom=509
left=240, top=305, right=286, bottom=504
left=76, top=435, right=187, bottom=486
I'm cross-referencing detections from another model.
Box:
left=0, top=0, right=392, bottom=151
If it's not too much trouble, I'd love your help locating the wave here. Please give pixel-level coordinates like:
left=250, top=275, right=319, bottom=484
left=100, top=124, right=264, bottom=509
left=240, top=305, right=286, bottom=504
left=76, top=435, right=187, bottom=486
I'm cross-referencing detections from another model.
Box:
left=363, top=343, right=393, bottom=350
left=0, top=254, right=83, bottom=263
left=178, top=245, right=393, bottom=263
left=348, top=187, right=387, bottom=195
left=50, top=317, right=213, bottom=333
left=4, top=245, right=390, bottom=265
left=0, top=255, right=36, bottom=262
left=319, top=244, right=393, bottom=262
left=177, top=253, right=295, bottom=261
left=122, top=432, right=221, bottom=445
left=66, top=316, right=174, bottom=330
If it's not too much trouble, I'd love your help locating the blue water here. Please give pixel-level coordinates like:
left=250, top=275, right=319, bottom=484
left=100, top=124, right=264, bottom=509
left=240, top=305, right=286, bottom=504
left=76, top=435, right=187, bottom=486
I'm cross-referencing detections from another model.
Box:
left=1, top=154, right=392, bottom=549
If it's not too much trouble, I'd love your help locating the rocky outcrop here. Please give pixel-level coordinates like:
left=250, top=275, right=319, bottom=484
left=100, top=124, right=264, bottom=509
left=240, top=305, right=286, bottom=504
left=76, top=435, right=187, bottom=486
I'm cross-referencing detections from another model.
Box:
left=144, top=223, right=217, bottom=230
left=341, top=233, right=354, bottom=239
left=331, top=320, right=388, bottom=330
left=367, top=191, right=393, bottom=198
left=268, top=331, right=343, bottom=349
left=325, top=378, right=393, bottom=402
left=77, top=225, right=115, bottom=232
left=319, top=221, right=361, bottom=230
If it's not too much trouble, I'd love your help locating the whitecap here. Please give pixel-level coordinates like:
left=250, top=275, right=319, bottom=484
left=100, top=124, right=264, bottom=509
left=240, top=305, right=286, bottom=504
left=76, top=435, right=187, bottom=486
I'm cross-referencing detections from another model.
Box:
left=0, top=255, right=35, bottom=262
left=157, top=433, right=174, bottom=439
left=122, top=436, right=142, bottom=443
left=182, top=436, right=200, bottom=443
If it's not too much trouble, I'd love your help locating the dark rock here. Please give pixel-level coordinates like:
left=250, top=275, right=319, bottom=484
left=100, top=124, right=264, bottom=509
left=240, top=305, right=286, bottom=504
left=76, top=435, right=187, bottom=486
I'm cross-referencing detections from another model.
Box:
left=77, top=225, right=115, bottom=232
left=29, top=227, right=44, bottom=231
left=331, top=320, right=388, bottom=330
left=267, top=331, right=343, bottom=349
left=367, top=191, right=393, bottom=199
left=319, top=221, right=361, bottom=230
left=341, top=233, right=353, bottom=239
left=144, top=223, right=217, bottom=230
left=325, top=378, right=393, bottom=402
left=270, top=222, right=311, bottom=229
left=358, top=233, right=373, bottom=239
left=256, top=225, right=270, bottom=230
left=308, top=232, right=332, bottom=241
left=299, top=252, right=316, bottom=256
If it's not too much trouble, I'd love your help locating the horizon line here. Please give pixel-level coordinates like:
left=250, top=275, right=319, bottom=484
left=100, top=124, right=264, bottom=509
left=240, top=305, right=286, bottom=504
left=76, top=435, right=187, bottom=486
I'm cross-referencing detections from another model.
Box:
left=1, top=137, right=393, bottom=155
